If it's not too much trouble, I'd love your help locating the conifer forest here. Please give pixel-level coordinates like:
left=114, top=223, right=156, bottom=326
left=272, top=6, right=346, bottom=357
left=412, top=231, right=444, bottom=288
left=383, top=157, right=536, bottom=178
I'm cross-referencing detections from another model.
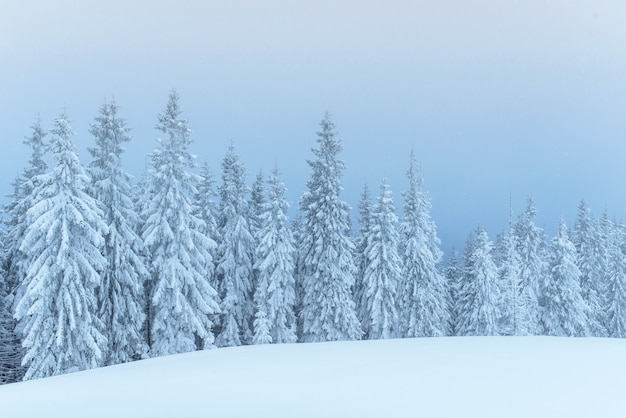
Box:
left=1, top=90, right=625, bottom=384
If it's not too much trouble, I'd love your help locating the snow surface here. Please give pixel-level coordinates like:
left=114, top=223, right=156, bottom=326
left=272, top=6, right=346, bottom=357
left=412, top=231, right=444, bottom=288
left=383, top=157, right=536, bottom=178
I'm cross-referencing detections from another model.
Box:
left=1, top=337, right=625, bottom=417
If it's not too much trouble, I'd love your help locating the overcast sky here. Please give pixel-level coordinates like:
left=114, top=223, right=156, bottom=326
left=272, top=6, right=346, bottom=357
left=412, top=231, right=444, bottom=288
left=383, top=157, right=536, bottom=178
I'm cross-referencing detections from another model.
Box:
left=2, top=0, right=626, bottom=252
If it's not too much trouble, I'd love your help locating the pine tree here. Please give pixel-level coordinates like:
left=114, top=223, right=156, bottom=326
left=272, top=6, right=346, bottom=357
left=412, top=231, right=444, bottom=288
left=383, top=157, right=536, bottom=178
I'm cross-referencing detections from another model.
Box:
left=572, top=200, right=606, bottom=336
left=457, top=228, right=500, bottom=336
left=290, top=213, right=306, bottom=341
left=253, top=168, right=297, bottom=344
left=88, top=100, right=148, bottom=364
left=215, top=145, right=255, bottom=347
left=1, top=118, right=48, bottom=383
left=142, top=91, right=220, bottom=356
left=514, top=197, right=546, bottom=335
left=604, top=218, right=626, bottom=338
left=299, top=113, right=361, bottom=342
left=355, top=184, right=374, bottom=333
left=445, top=249, right=461, bottom=335
left=543, top=218, right=589, bottom=336
left=14, top=111, right=107, bottom=379
left=397, top=152, right=449, bottom=337
left=360, top=178, right=401, bottom=339
left=495, top=222, right=521, bottom=336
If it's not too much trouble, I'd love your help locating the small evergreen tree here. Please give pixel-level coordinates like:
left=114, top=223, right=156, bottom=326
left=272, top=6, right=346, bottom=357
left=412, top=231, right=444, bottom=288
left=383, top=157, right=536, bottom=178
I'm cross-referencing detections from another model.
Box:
left=495, top=221, right=521, bottom=336
left=457, top=228, right=500, bottom=336
left=446, top=249, right=461, bottom=335
left=88, top=100, right=149, bottom=364
left=360, top=178, right=401, bottom=339
left=142, top=91, right=220, bottom=356
left=253, top=168, right=297, bottom=344
left=543, top=219, right=589, bottom=336
left=397, top=152, right=449, bottom=337
left=299, top=113, right=361, bottom=342
left=215, top=145, right=255, bottom=347
left=14, top=111, right=107, bottom=379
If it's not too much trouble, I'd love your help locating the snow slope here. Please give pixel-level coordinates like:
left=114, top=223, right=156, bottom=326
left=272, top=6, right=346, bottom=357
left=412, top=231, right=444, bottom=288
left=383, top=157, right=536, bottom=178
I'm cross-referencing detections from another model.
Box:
left=1, top=337, right=625, bottom=417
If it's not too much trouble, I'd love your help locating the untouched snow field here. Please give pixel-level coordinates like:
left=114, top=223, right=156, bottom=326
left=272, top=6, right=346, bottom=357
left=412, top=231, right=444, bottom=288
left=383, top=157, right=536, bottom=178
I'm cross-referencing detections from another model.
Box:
left=1, top=337, right=625, bottom=417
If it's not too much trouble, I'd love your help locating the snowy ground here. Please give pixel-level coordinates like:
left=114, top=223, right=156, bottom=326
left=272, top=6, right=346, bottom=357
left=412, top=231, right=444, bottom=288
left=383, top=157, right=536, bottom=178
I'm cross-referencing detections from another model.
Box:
left=0, top=336, right=625, bottom=417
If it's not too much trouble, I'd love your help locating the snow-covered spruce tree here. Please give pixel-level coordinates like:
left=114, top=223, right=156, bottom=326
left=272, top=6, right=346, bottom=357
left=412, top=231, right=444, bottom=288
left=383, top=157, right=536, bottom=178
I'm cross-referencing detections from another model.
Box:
left=214, top=145, right=255, bottom=347
left=290, top=213, right=306, bottom=341
left=249, top=170, right=266, bottom=238
left=14, top=111, right=107, bottom=379
left=514, top=197, right=546, bottom=335
left=192, top=162, right=220, bottom=297
left=397, top=151, right=449, bottom=337
left=457, top=228, right=500, bottom=336
left=142, top=91, right=220, bottom=356
left=543, top=218, right=589, bottom=336
left=88, top=100, right=148, bottom=364
left=252, top=167, right=297, bottom=344
left=572, top=200, right=606, bottom=336
left=445, top=248, right=461, bottom=335
left=299, top=113, right=361, bottom=342
left=355, top=184, right=374, bottom=334
left=495, top=221, right=521, bottom=336
left=360, top=178, right=401, bottom=339
left=1, top=119, right=48, bottom=383
left=603, top=218, right=626, bottom=338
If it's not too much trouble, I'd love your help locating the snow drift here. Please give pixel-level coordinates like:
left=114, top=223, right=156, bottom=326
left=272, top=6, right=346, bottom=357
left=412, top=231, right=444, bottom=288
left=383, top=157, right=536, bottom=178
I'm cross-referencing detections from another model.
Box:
left=1, top=337, right=625, bottom=418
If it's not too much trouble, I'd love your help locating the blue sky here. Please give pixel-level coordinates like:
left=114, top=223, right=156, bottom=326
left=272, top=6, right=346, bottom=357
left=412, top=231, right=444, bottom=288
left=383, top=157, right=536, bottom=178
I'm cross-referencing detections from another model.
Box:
left=2, top=0, right=626, bottom=252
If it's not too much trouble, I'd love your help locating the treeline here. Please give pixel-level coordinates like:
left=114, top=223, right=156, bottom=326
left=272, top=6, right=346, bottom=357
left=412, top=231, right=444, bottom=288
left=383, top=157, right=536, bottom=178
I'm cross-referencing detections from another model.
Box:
left=0, top=91, right=625, bottom=384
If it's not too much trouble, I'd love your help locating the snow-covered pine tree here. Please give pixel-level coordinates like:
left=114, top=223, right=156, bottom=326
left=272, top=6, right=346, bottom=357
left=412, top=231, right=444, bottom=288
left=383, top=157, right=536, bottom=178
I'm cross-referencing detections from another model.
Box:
left=88, top=100, right=148, bottom=364
left=457, top=228, right=500, bottom=336
left=360, top=178, right=401, bottom=339
left=299, top=113, right=361, bottom=342
left=215, top=145, right=255, bottom=347
left=249, top=170, right=266, bottom=237
left=253, top=167, right=297, bottom=344
left=603, top=217, right=626, bottom=338
left=397, top=151, right=449, bottom=337
left=355, top=184, right=374, bottom=334
left=543, top=218, right=589, bottom=336
left=142, top=91, right=220, bottom=356
left=446, top=248, right=461, bottom=335
left=514, top=197, right=546, bottom=335
left=572, top=200, right=607, bottom=336
left=192, top=162, right=220, bottom=311
left=495, top=221, right=521, bottom=336
left=1, top=118, right=48, bottom=383
left=290, top=213, right=306, bottom=341
left=14, top=111, right=107, bottom=379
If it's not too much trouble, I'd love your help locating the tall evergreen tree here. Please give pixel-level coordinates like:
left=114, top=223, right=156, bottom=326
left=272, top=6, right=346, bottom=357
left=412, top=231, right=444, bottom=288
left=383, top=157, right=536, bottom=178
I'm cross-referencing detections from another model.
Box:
left=1, top=118, right=48, bottom=383
left=514, top=197, right=546, bottom=335
left=355, top=183, right=374, bottom=332
left=572, top=200, right=606, bottom=336
left=457, top=228, right=500, bottom=336
left=445, top=248, right=461, bottom=335
left=252, top=168, right=297, bottom=344
left=141, top=91, right=220, bottom=356
left=299, top=113, right=361, bottom=342
left=88, top=100, right=148, bottom=364
left=495, top=220, right=521, bottom=336
left=397, top=152, right=449, bottom=337
left=543, top=218, right=589, bottom=336
left=14, top=111, right=107, bottom=379
left=215, top=145, right=255, bottom=347
left=192, top=162, right=220, bottom=306
left=603, top=218, right=626, bottom=338
left=360, top=178, right=401, bottom=339
left=0, top=227, right=21, bottom=384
